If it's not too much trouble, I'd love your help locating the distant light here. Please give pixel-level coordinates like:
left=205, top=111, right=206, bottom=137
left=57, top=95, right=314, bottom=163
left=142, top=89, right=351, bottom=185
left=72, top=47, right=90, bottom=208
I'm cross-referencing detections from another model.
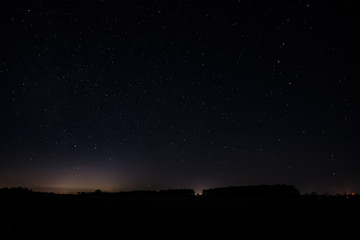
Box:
left=195, top=189, right=203, bottom=195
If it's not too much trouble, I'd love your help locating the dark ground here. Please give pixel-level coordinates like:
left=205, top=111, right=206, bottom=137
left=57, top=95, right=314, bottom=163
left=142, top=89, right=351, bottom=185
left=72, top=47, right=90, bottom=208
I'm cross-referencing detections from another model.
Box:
left=1, top=192, right=359, bottom=238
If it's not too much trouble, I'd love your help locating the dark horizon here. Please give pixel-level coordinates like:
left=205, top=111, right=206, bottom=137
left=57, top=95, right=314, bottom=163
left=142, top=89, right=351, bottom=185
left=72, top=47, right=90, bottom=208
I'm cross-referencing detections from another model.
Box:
left=1, top=185, right=358, bottom=236
left=0, top=184, right=357, bottom=196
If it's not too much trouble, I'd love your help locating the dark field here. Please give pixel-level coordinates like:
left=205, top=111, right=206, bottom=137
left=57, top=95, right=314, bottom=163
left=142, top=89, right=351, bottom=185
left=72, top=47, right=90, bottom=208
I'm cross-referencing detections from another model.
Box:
left=1, top=189, right=359, bottom=237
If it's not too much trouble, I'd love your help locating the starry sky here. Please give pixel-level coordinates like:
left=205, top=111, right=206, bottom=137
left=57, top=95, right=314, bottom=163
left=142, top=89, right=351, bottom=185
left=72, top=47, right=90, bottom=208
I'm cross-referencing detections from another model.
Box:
left=1, top=0, right=359, bottom=194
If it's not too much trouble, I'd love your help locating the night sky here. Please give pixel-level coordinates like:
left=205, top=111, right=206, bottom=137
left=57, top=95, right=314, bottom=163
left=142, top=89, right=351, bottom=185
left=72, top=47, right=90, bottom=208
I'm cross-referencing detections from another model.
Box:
left=1, top=0, right=359, bottom=194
